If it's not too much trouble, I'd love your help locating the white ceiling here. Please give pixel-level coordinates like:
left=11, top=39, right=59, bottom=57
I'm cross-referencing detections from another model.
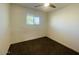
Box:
left=16, top=3, right=71, bottom=13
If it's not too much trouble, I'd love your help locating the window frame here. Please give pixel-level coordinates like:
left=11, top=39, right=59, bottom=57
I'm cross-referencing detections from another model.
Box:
left=26, top=14, right=40, bottom=25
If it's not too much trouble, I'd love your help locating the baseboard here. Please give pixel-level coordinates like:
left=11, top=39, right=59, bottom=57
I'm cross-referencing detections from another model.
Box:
left=47, top=36, right=79, bottom=53
left=7, top=36, right=79, bottom=55
left=8, top=36, right=79, bottom=53
left=10, top=36, right=79, bottom=53
left=11, top=36, right=47, bottom=45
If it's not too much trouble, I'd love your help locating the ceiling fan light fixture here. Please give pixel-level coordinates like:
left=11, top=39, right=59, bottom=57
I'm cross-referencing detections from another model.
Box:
left=44, top=3, right=50, bottom=7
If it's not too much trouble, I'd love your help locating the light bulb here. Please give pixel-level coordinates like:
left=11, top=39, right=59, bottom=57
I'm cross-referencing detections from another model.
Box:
left=44, top=3, right=49, bottom=7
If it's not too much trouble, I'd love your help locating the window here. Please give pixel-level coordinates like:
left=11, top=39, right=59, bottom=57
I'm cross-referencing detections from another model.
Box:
left=26, top=14, right=40, bottom=25
left=34, top=16, right=40, bottom=24
left=26, top=15, right=34, bottom=24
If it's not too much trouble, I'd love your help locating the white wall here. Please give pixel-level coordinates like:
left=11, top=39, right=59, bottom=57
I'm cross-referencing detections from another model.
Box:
left=10, top=4, right=47, bottom=44
left=0, top=4, right=10, bottom=54
left=10, top=4, right=79, bottom=52
left=48, top=4, right=79, bottom=52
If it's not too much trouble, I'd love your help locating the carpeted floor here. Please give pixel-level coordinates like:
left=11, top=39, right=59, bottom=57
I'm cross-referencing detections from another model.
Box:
left=7, top=37, right=79, bottom=55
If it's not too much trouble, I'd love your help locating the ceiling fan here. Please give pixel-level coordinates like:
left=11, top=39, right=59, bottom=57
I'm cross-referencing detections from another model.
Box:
left=34, top=3, right=56, bottom=8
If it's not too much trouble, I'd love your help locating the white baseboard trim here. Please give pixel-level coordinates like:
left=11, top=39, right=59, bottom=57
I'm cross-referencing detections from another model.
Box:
left=47, top=36, right=79, bottom=53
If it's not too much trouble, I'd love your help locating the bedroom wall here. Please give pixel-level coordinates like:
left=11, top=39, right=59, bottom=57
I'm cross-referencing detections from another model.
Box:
left=0, top=4, right=10, bottom=54
left=10, top=4, right=47, bottom=44
left=48, top=4, right=79, bottom=52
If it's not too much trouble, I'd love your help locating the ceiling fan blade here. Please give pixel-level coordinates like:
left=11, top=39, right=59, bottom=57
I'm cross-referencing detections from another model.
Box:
left=34, top=3, right=56, bottom=8
left=50, top=4, right=56, bottom=8
left=34, top=5, right=42, bottom=7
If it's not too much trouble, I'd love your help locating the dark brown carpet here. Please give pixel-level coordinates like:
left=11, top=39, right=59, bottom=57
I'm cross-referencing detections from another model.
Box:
left=7, top=37, right=79, bottom=55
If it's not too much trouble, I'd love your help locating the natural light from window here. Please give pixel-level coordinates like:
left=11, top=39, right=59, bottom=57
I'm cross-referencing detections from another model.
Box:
left=26, top=14, right=40, bottom=25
